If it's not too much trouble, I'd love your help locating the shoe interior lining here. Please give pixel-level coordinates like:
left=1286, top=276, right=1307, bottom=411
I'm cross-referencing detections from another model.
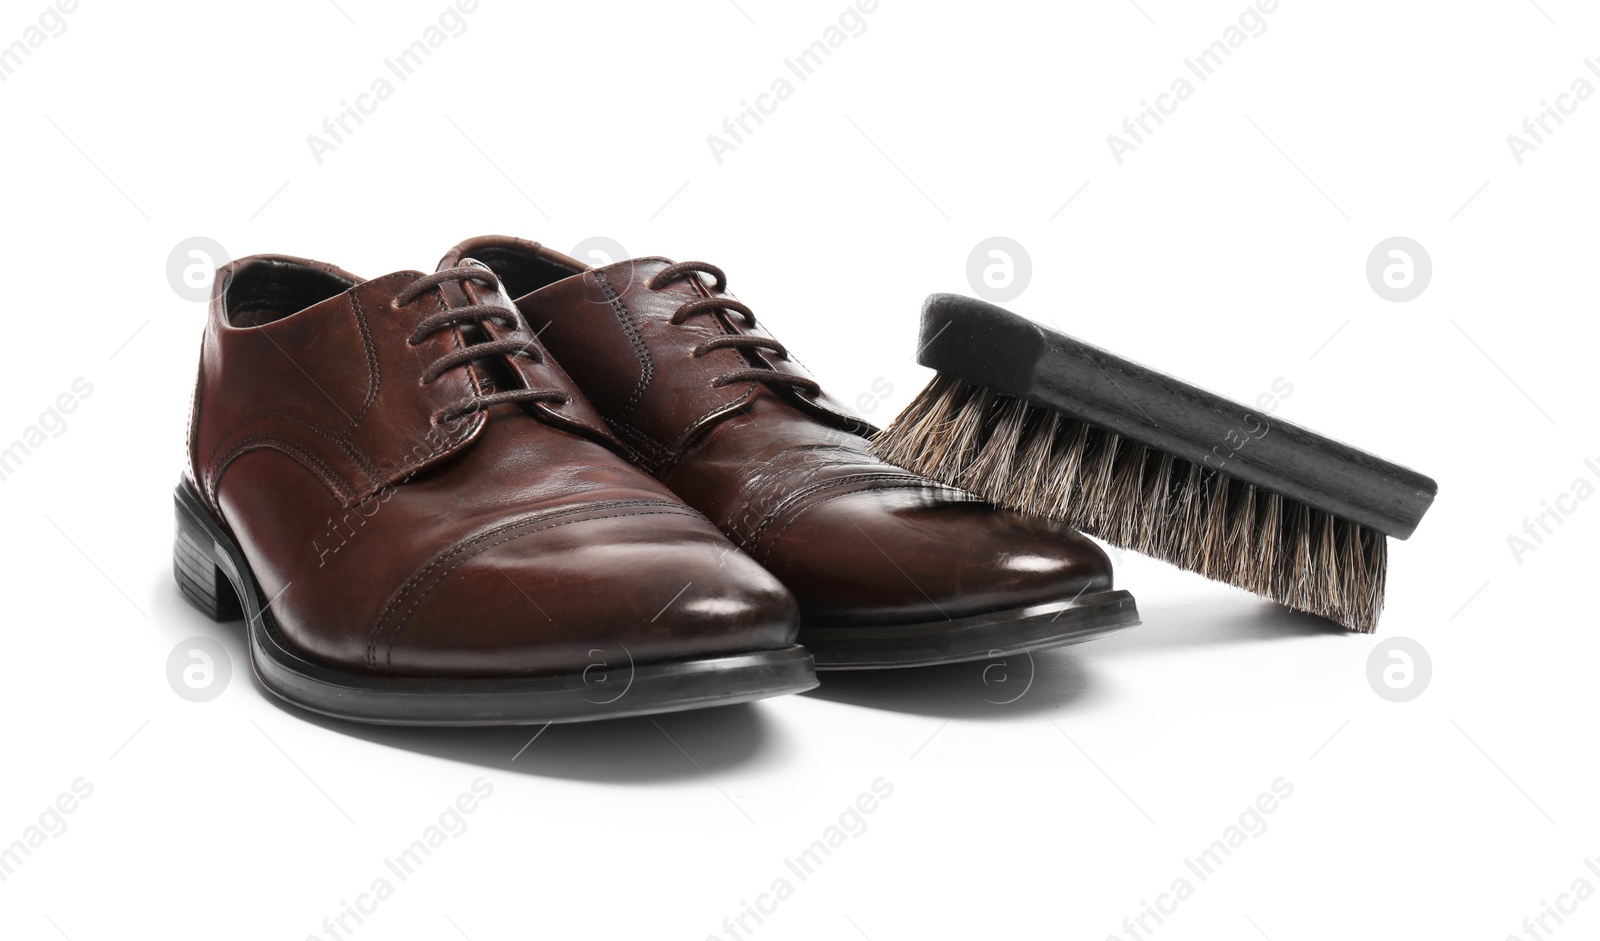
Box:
left=226, top=259, right=359, bottom=328
left=465, top=246, right=583, bottom=299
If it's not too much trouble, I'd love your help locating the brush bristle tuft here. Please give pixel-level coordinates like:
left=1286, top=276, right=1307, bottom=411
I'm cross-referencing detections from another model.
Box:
left=870, top=374, right=1388, bottom=632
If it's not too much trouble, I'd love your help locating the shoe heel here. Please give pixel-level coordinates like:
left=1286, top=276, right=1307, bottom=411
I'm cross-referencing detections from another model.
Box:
left=174, top=485, right=243, bottom=621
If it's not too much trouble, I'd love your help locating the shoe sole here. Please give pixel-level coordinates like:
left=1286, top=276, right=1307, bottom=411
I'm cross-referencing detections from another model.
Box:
left=173, top=480, right=818, bottom=726
left=802, top=590, right=1140, bottom=670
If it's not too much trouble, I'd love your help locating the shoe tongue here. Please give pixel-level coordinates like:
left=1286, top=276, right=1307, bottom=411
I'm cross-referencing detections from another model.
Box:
left=415, top=256, right=626, bottom=453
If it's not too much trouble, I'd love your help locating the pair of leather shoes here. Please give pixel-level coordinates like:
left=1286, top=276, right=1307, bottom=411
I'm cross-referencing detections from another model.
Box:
left=175, top=236, right=1138, bottom=725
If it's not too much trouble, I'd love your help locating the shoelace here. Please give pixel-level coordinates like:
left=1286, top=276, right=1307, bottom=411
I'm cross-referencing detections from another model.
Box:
left=394, top=266, right=571, bottom=425
left=647, top=261, right=821, bottom=395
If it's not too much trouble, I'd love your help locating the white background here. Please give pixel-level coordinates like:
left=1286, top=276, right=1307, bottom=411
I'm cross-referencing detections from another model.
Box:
left=1, top=0, right=1596, bottom=938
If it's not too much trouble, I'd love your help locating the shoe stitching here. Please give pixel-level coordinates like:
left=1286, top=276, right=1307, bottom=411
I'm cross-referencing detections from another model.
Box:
left=593, top=268, right=655, bottom=423
left=204, top=412, right=385, bottom=500
left=346, top=288, right=382, bottom=428
left=211, top=435, right=360, bottom=507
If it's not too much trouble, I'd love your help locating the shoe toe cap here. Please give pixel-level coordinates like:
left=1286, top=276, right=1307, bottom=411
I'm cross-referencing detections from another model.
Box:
left=376, top=509, right=799, bottom=677
left=760, top=486, right=1113, bottom=624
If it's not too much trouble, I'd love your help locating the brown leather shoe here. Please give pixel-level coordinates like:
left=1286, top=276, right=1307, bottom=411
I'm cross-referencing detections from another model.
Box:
left=441, top=237, right=1139, bottom=669
left=177, top=254, right=814, bottom=724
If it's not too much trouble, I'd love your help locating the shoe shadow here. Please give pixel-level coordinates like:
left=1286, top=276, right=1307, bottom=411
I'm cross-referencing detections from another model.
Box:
left=803, top=648, right=1098, bottom=720
left=262, top=688, right=784, bottom=785
left=803, top=597, right=1351, bottom=719
left=1093, top=595, right=1353, bottom=653
left=225, top=595, right=1347, bottom=772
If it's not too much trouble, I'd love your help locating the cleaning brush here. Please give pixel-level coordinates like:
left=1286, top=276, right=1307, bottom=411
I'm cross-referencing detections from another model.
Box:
left=870, top=294, right=1437, bottom=632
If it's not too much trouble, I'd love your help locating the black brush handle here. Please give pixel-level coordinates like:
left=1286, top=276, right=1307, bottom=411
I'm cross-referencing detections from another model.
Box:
left=917, top=294, right=1438, bottom=539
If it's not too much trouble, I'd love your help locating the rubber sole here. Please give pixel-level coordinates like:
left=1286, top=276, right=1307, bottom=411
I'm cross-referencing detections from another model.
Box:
left=173, top=480, right=818, bottom=726
left=802, top=590, right=1140, bottom=670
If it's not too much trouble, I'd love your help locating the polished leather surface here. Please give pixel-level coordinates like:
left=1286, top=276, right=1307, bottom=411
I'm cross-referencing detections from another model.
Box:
left=442, top=237, right=1115, bottom=626
left=187, top=254, right=798, bottom=677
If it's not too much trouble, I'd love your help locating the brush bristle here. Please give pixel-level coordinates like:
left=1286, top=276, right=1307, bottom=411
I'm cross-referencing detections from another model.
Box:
left=870, top=374, right=1387, bottom=632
